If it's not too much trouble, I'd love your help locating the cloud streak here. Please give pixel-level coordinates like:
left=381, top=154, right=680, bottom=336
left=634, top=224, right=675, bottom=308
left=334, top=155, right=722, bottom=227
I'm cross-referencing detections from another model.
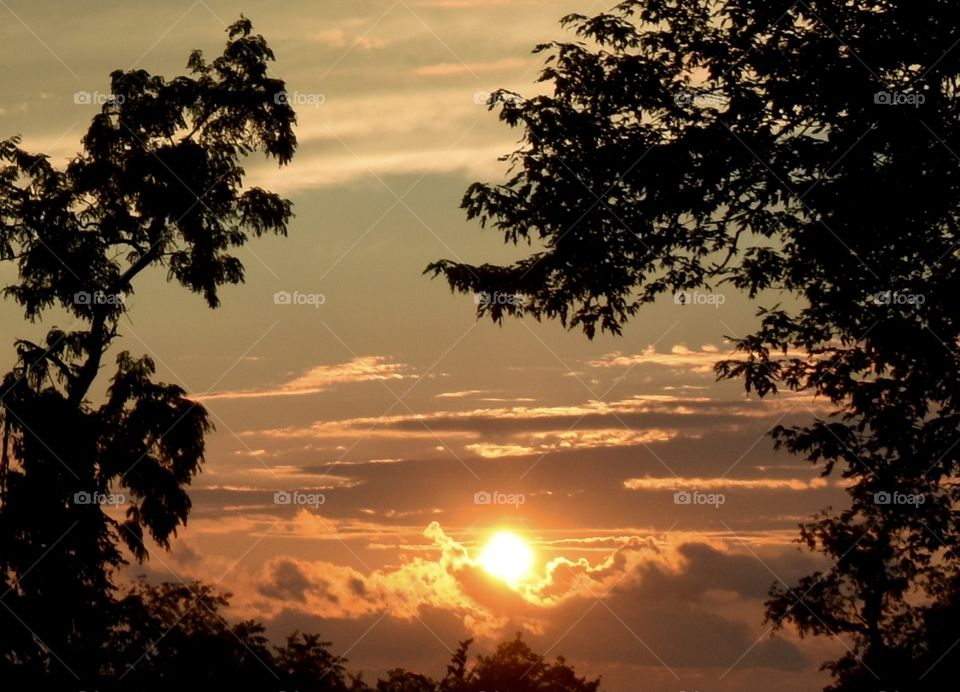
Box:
left=193, top=356, right=414, bottom=401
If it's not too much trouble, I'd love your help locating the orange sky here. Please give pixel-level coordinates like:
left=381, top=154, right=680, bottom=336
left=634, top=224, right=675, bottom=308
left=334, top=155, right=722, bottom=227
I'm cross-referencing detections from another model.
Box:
left=0, top=1, right=844, bottom=689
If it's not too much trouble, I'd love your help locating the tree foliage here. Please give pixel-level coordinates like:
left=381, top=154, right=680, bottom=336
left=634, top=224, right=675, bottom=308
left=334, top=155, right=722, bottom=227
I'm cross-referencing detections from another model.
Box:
left=6, top=576, right=603, bottom=690
left=0, top=16, right=296, bottom=678
left=381, top=634, right=601, bottom=692
left=428, top=0, right=960, bottom=688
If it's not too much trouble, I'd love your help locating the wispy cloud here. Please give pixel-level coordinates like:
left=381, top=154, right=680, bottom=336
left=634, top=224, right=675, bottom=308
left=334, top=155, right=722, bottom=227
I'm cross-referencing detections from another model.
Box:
left=624, top=477, right=832, bottom=491
left=415, top=57, right=527, bottom=76
left=244, top=393, right=815, bottom=442
left=435, top=389, right=489, bottom=398
left=587, top=344, right=732, bottom=374
left=467, top=428, right=681, bottom=458
left=194, top=356, right=414, bottom=401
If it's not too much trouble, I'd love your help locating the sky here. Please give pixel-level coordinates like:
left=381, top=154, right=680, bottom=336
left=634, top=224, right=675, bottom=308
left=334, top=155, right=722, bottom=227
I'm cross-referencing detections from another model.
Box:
left=0, top=1, right=848, bottom=689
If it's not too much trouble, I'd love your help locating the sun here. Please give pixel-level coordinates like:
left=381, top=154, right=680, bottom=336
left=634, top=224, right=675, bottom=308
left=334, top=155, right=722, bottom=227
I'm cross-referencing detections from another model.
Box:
left=479, top=531, right=533, bottom=584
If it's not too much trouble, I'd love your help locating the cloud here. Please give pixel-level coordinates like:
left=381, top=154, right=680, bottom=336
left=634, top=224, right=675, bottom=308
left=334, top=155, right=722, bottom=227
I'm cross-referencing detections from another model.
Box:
left=247, top=521, right=520, bottom=637
left=311, top=28, right=348, bottom=47
left=524, top=537, right=663, bottom=605
left=467, top=428, right=681, bottom=458
left=624, top=477, right=832, bottom=491
left=144, top=523, right=818, bottom=687
left=587, top=344, right=733, bottom=374
left=435, top=389, right=489, bottom=398
left=193, top=356, right=413, bottom=401
left=415, top=57, right=528, bottom=77
left=587, top=344, right=821, bottom=381
left=178, top=521, right=661, bottom=635
left=241, top=392, right=820, bottom=455
left=309, top=28, right=392, bottom=51
left=245, top=143, right=510, bottom=194
left=247, top=396, right=714, bottom=438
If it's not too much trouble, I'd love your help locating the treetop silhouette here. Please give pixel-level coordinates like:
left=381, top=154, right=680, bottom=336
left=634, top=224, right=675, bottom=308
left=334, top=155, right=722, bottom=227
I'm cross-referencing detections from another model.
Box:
left=429, top=1, right=960, bottom=688
left=0, top=16, right=296, bottom=679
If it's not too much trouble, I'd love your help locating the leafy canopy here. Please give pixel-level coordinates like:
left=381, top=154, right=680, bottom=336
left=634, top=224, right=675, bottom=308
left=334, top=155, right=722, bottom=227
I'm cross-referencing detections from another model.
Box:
left=429, top=1, right=960, bottom=688
left=0, top=16, right=296, bottom=679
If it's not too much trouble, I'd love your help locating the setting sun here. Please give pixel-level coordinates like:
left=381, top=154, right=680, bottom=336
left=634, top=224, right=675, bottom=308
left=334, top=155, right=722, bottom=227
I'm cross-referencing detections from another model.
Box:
left=479, top=531, right=534, bottom=584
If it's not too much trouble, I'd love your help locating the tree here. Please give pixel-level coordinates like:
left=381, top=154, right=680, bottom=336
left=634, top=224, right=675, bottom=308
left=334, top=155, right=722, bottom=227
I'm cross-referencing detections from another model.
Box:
left=111, top=595, right=602, bottom=692
left=273, top=631, right=356, bottom=691
left=437, top=634, right=601, bottom=692
left=106, top=579, right=277, bottom=690
left=377, top=668, right=438, bottom=692
left=438, top=638, right=473, bottom=692
left=427, top=0, right=960, bottom=688
left=108, top=580, right=367, bottom=691
left=0, top=16, right=296, bottom=679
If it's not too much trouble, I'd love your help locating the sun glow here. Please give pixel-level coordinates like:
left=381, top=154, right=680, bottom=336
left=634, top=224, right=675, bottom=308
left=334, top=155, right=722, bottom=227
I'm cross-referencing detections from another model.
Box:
left=479, top=531, right=533, bottom=584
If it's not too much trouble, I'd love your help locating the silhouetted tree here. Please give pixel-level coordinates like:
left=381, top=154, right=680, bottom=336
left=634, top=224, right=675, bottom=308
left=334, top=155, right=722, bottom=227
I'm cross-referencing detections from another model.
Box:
left=376, top=636, right=603, bottom=692
left=378, top=668, right=438, bottom=692
left=274, top=630, right=359, bottom=691
left=108, top=593, right=604, bottom=692
left=106, top=579, right=277, bottom=690
left=438, top=634, right=601, bottom=692
left=0, top=16, right=296, bottom=680
left=470, top=634, right=600, bottom=692
left=438, top=638, right=473, bottom=692
left=427, top=1, right=960, bottom=688
left=104, top=580, right=367, bottom=690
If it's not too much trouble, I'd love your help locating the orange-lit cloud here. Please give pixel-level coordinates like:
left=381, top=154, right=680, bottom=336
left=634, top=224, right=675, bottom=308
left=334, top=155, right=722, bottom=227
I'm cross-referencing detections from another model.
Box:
left=415, top=57, right=527, bottom=76
left=467, top=428, right=681, bottom=458
left=587, top=344, right=733, bottom=374
left=435, top=389, right=489, bottom=398
left=134, top=518, right=816, bottom=682
left=624, top=477, right=832, bottom=491
left=165, top=520, right=670, bottom=638
left=247, top=396, right=724, bottom=438
left=193, top=356, right=414, bottom=401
